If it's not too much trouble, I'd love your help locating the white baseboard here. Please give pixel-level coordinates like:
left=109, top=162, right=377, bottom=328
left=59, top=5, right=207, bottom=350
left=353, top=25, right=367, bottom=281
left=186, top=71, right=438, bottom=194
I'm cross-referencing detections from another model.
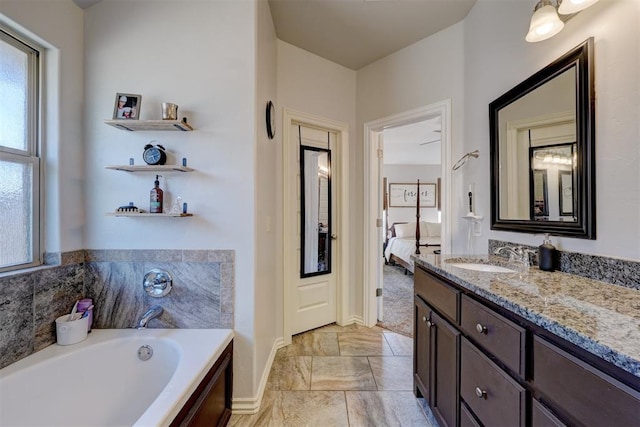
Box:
left=231, top=336, right=285, bottom=414
left=343, top=315, right=364, bottom=325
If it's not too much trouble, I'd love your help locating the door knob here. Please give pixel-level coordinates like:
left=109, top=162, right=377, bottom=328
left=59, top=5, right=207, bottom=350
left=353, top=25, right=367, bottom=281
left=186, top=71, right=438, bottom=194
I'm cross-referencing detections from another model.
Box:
left=331, top=234, right=337, bottom=240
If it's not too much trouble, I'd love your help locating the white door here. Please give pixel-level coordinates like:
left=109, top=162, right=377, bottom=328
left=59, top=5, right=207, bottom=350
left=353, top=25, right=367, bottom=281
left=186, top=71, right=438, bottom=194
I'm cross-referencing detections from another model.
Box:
left=288, top=122, right=337, bottom=335
left=376, top=132, right=385, bottom=322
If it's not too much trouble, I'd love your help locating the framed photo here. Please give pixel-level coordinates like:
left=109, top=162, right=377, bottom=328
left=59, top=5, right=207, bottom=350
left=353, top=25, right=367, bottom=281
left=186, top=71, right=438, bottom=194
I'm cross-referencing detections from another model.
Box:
left=389, top=182, right=437, bottom=208
left=112, top=93, right=142, bottom=120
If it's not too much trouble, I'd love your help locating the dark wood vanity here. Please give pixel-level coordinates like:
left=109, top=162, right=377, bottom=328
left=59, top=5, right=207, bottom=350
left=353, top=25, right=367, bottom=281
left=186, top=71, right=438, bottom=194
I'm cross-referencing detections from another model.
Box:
left=171, top=340, right=233, bottom=427
left=414, top=266, right=640, bottom=427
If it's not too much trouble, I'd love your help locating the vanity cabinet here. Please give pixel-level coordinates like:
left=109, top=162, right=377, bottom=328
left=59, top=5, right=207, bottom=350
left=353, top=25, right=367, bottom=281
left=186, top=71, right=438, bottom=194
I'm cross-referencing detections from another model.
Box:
left=414, top=267, right=460, bottom=427
left=414, top=265, right=640, bottom=427
left=170, top=341, right=233, bottom=427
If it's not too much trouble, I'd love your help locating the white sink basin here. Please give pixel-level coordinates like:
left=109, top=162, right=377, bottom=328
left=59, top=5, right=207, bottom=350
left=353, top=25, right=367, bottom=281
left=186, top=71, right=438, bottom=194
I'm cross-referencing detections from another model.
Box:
left=448, top=263, right=516, bottom=273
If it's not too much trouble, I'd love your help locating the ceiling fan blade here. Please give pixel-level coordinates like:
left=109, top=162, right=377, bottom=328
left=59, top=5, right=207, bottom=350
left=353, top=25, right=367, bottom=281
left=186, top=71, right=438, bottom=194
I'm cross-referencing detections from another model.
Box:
left=419, top=139, right=441, bottom=146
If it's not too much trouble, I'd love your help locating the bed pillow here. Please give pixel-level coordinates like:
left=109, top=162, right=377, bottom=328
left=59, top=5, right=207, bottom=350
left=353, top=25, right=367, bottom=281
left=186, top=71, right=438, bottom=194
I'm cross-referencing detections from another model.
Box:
left=394, top=222, right=416, bottom=238
left=425, top=221, right=441, bottom=237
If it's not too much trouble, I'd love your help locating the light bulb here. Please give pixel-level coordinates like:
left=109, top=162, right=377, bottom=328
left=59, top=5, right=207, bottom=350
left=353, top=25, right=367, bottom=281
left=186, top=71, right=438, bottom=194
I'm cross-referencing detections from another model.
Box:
left=558, top=0, right=599, bottom=15
left=526, top=1, right=565, bottom=42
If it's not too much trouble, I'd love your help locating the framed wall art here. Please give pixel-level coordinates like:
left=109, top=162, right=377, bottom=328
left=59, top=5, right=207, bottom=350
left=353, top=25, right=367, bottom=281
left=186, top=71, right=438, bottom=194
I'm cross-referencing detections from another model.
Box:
left=389, top=182, right=437, bottom=208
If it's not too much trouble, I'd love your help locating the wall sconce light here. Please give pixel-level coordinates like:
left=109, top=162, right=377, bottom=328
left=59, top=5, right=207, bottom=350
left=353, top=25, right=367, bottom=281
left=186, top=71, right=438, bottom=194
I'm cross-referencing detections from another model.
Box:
left=526, top=0, right=599, bottom=43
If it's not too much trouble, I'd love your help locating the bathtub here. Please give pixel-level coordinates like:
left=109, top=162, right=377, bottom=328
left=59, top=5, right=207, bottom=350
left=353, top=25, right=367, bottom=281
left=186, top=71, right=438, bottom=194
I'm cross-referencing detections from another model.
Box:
left=0, top=328, right=233, bottom=427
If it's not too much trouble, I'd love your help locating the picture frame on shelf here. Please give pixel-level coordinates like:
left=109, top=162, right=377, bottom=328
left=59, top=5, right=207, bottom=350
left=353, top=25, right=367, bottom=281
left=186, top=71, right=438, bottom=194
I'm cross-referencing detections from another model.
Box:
left=389, top=182, right=437, bottom=208
left=113, top=93, right=142, bottom=120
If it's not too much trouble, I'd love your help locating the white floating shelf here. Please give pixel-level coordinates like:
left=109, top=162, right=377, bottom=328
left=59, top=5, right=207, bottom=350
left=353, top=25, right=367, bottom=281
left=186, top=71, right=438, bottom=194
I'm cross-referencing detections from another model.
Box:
left=462, top=214, right=483, bottom=220
left=107, top=212, right=193, bottom=218
left=104, top=119, right=194, bottom=132
left=105, top=165, right=194, bottom=172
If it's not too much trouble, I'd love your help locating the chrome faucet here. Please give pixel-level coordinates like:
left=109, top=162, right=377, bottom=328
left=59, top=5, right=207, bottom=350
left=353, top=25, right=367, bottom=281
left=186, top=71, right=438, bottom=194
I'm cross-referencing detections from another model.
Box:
left=494, top=246, right=535, bottom=267
left=137, top=305, right=164, bottom=329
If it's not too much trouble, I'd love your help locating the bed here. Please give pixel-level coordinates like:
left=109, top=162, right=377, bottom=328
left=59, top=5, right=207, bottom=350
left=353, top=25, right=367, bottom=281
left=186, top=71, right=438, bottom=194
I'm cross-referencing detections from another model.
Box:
left=383, top=179, right=441, bottom=274
left=384, top=221, right=441, bottom=273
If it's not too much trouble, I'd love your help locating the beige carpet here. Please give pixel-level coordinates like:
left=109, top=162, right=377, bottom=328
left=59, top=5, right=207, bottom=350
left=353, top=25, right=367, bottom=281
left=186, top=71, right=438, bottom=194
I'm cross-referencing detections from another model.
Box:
left=377, top=264, right=414, bottom=337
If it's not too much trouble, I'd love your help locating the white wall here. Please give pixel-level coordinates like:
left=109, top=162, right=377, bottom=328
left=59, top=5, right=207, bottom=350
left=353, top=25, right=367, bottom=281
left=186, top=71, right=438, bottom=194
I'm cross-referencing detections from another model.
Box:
left=462, top=0, right=640, bottom=259
left=277, top=40, right=358, bottom=316
left=0, top=0, right=84, bottom=253
left=383, top=164, right=441, bottom=223
left=356, top=22, right=465, bottom=314
left=253, top=0, right=279, bottom=411
left=83, top=0, right=258, bottom=401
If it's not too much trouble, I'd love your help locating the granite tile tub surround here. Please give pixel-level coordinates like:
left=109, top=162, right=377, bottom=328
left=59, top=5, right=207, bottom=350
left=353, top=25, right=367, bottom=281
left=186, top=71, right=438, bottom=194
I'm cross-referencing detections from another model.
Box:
left=489, top=239, right=640, bottom=290
left=0, top=249, right=234, bottom=370
left=84, top=249, right=234, bottom=329
left=412, top=253, right=640, bottom=378
left=0, top=254, right=84, bottom=369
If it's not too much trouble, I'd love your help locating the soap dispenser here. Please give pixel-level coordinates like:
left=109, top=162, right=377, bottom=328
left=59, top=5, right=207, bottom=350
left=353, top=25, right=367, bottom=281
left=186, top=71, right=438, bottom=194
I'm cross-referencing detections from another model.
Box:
left=150, top=175, right=163, bottom=213
left=538, top=234, right=556, bottom=271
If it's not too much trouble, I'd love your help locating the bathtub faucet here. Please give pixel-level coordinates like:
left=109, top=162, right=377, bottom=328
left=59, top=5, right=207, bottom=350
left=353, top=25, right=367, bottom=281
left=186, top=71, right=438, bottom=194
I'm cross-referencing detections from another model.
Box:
left=137, top=305, right=164, bottom=329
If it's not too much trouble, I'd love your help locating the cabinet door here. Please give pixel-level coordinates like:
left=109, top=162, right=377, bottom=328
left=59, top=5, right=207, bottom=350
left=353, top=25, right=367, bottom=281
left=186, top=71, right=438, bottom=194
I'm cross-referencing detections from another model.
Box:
left=414, top=296, right=432, bottom=400
left=533, top=336, right=640, bottom=426
left=532, top=399, right=566, bottom=427
left=430, top=311, right=460, bottom=427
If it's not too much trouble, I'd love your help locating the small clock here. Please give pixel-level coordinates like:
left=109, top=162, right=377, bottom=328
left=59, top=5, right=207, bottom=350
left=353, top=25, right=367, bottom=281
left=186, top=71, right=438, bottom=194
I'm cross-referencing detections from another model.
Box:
left=266, top=100, right=275, bottom=140
left=143, top=143, right=167, bottom=165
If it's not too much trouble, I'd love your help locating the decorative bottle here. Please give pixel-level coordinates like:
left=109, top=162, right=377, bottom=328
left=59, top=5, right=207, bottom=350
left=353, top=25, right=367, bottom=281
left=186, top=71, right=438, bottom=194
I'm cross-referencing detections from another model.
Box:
left=538, top=234, right=556, bottom=271
left=150, top=175, right=163, bottom=213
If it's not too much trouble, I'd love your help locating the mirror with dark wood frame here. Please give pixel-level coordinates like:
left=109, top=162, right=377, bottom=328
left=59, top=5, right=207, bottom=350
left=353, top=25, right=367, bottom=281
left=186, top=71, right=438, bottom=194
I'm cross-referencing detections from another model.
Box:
left=490, top=37, right=595, bottom=239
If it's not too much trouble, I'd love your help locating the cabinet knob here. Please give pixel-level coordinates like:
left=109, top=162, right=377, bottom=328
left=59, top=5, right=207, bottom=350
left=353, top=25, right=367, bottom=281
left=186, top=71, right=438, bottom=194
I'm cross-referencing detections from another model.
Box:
left=427, top=320, right=433, bottom=328
left=422, top=316, right=427, bottom=322
left=476, top=323, right=488, bottom=334
left=475, top=387, right=487, bottom=399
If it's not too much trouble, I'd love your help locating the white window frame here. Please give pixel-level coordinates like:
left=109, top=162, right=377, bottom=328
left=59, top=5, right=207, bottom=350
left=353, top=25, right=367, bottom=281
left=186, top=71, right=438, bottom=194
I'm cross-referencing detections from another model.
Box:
left=0, top=27, right=42, bottom=273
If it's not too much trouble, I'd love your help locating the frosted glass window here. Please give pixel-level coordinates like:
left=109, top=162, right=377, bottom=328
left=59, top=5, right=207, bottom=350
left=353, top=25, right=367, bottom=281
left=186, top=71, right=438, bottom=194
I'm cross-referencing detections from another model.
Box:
left=0, top=159, right=33, bottom=268
left=0, top=28, right=40, bottom=272
left=0, top=35, right=28, bottom=152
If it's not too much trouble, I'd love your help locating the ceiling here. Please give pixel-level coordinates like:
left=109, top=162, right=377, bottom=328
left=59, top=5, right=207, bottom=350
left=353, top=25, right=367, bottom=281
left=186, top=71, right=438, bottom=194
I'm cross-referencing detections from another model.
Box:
left=383, top=116, right=441, bottom=165
left=269, top=0, right=476, bottom=70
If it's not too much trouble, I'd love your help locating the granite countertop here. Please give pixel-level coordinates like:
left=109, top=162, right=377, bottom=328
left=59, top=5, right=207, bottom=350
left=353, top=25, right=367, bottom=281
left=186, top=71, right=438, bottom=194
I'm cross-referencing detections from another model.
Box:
left=412, top=253, right=640, bottom=378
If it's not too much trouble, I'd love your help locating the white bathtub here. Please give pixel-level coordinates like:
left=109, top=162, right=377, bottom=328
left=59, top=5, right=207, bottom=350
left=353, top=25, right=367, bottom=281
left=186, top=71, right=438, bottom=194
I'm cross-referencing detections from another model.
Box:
left=0, top=329, right=233, bottom=427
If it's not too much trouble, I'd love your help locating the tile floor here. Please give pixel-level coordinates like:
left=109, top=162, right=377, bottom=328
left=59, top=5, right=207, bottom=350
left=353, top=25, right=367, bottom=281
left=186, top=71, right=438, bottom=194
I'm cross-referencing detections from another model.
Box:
left=229, top=323, right=435, bottom=426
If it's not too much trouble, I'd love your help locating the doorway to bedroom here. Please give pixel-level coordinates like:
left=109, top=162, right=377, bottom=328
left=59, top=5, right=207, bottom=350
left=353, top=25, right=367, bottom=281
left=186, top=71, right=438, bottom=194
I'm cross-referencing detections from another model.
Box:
left=379, top=119, right=442, bottom=336
left=363, top=100, right=452, bottom=335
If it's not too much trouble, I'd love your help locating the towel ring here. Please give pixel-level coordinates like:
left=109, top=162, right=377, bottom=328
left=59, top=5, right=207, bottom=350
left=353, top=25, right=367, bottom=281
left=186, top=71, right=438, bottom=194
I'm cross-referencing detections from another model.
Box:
left=452, top=150, right=479, bottom=171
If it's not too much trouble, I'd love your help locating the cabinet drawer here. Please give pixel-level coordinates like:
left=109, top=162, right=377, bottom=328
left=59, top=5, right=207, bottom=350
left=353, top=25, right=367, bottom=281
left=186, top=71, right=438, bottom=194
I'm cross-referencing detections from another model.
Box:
left=460, top=402, right=481, bottom=427
left=532, top=399, right=566, bottom=427
left=461, top=337, right=525, bottom=427
left=533, top=336, right=640, bottom=427
left=460, top=295, right=526, bottom=377
left=415, top=267, right=459, bottom=323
